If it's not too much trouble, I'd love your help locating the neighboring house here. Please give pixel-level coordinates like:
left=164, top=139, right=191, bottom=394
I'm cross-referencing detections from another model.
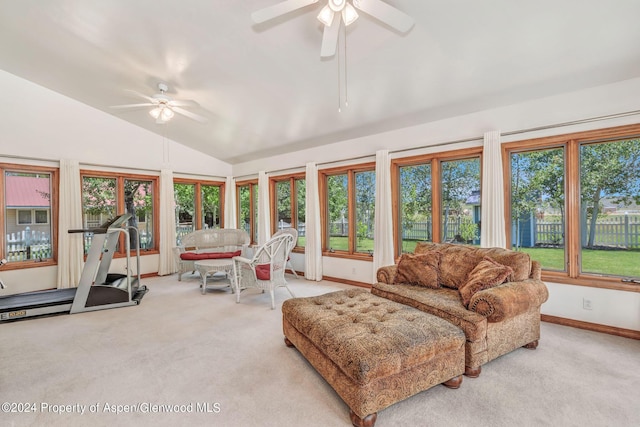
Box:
left=5, top=175, right=51, bottom=239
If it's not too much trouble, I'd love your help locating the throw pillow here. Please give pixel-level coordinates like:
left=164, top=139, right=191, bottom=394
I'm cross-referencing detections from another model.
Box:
left=393, top=252, right=441, bottom=288
left=459, top=256, right=513, bottom=308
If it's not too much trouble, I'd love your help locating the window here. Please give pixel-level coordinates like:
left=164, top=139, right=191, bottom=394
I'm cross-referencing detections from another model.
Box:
left=398, top=163, right=432, bottom=251
left=320, top=163, right=375, bottom=257
left=16, top=209, right=50, bottom=225
left=393, top=148, right=482, bottom=255
left=1, top=165, right=57, bottom=265
left=271, top=174, right=305, bottom=248
left=509, top=146, right=565, bottom=271
left=174, top=180, right=224, bottom=244
left=237, top=180, right=258, bottom=244
left=81, top=171, right=158, bottom=255
left=504, top=123, right=640, bottom=290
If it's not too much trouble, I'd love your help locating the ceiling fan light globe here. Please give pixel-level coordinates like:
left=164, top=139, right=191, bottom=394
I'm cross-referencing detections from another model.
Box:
left=161, top=107, right=174, bottom=121
left=317, top=5, right=335, bottom=26
left=343, top=3, right=358, bottom=26
left=149, top=107, right=162, bottom=119
left=329, top=0, right=345, bottom=12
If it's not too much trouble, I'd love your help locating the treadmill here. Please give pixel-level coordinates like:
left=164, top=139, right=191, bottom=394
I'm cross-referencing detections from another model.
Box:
left=0, top=214, right=148, bottom=322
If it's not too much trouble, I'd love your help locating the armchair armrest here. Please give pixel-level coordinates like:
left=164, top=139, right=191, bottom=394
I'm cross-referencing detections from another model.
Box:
left=233, top=256, right=253, bottom=265
left=376, top=265, right=398, bottom=284
left=173, top=246, right=186, bottom=261
left=468, top=279, right=549, bottom=323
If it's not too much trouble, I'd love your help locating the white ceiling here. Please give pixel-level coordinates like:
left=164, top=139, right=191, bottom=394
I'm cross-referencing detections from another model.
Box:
left=2, top=0, right=640, bottom=164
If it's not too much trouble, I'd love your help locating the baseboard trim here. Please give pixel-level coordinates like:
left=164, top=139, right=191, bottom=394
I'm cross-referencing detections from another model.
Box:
left=542, top=314, right=640, bottom=340
left=322, top=276, right=372, bottom=289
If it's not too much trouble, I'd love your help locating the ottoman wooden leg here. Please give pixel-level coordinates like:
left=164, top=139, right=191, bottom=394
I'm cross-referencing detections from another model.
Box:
left=284, top=337, right=295, bottom=347
left=349, top=410, right=377, bottom=427
left=523, top=340, right=539, bottom=349
left=442, top=375, right=463, bottom=389
left=464, top=366, right=482, bottom=378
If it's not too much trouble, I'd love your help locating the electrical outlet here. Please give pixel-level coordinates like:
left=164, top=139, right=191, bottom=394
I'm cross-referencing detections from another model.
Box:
left=352, top=267, right=356, bottom=275
left=582, top=298, right=593, bottom=310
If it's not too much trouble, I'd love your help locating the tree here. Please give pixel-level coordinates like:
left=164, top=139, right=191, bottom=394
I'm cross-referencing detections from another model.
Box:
left=355, top=171, right=375, bottom=239
left=82, top=177, right=116, bottom=218
left=441, top=159, right=480, bottom=240
left=201, top=185, right=220, bottom=228
left=327, top=174, right=348, bottom=223
left=511, top=148, right=564, bottom=248
left=580, top=139, right=640, bottom=247
left=174, top=183, right=195, bottom=224
left=400, top=164, right=432, bottom=222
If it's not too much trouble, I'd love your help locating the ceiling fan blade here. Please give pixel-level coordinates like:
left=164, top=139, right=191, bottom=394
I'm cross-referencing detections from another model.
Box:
left=110, top=103, right=155, bottom=109
left=172, top=107, right=208, bottom=124
left=320, top=17, right=341, bottom=58
left=168, top=99, right=199, bottom=108
left=252, top=0, right=319, bottom=24
left=353, top=0, right=414, bottom=33
left=124, top=89, right=158, bottom=103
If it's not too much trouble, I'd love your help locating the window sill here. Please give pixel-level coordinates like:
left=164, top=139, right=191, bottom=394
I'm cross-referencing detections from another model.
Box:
left=541, top=271, right=640, bottom=293
left=0, top=260, right=57, bottom=271
left=322, top=251, right=374, bottom=262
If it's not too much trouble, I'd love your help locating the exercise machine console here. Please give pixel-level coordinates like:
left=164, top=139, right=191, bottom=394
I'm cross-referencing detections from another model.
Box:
left=0, top=214, right=148, bottom=322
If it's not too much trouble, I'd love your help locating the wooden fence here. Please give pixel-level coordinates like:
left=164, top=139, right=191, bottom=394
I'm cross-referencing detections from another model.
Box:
left=5, top=228, right=52, bottom=261
left=534, top=215, right=640, bottom=248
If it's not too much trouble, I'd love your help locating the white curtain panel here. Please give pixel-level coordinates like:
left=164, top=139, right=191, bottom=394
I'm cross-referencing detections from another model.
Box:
left=257, top=171, right=271, bottom=245
left=56, top=159, right=84, bottom=289
left=304, top=162, right=323, bottom=281
left=372, top=150, right=395, bottom=283
left=481, top=130, right=507, bottom=248
left=158, top=169, right=177, bottom=275
left=224, top=176, right=237, bottom=229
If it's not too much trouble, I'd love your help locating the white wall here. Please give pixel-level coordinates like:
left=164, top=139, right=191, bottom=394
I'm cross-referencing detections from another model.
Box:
left=233, top=77, right=640, bottom=332
left=1, top=69, right=639, bottom=331
left=0, top=70, right=231, bottom=293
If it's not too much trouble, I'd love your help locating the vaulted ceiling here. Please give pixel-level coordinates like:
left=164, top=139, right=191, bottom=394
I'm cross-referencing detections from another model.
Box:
left=2, top=0, right=640, bottom=163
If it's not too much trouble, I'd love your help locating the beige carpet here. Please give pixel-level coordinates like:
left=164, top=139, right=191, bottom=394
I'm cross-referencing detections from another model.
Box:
left=1, top=274, right=639, bottom=427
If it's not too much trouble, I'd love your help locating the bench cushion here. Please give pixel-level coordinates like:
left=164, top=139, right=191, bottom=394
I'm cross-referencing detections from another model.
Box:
left=180, top=250, right=241, bottom=261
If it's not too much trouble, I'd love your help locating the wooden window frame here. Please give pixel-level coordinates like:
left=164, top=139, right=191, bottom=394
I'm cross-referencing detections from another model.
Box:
left=1, top=163, right=59, bottom=270
left=502, top=122, right=640, bottom=293
left=173, top=178, right=226, bottom=230
left=391, top=147, right=483, bottom=258
left=80, top=170, right=159, bottom=257
left=319, top=162, right=376, bottom=261
left=236, top=179, right=258, bottom=245
left=270, top=173, right=305, bottom=252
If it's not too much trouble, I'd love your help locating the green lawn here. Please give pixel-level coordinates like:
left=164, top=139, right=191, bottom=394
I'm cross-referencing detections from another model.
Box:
left=509, top=247, right=639, bottom=278
left=303, top=237, right=639, bottom=278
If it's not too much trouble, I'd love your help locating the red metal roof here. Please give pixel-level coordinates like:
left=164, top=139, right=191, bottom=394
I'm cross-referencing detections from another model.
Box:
left=5, top=175, right=51, bottom=208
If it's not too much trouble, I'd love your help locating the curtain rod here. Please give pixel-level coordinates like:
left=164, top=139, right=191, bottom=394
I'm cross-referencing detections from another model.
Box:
left=251, top=107, right=640, bottom=176
left=8, top=108, right=640, bottom=177
left=500, top=109, right=640, bottom=137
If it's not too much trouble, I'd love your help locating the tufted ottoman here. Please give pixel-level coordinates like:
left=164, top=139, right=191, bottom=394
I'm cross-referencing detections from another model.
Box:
left=282, top=289, right=465, bottom=427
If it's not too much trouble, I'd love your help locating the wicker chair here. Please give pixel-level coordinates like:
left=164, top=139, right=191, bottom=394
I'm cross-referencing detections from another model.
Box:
left=232, top=233, right=295, bottom=309
left=272, top=227, right=299, bottom=278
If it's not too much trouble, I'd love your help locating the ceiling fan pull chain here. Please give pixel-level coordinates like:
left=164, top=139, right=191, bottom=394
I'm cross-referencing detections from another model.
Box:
left=344, top=19, right=348, bottom=108
left=337, top=22, right=342, bottom=113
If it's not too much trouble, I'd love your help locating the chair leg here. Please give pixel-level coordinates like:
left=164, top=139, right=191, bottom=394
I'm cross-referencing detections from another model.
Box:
left=285, top=284, right=295, bottom=298
left=270, top=289, right=276, bottom=310
left=288, top=262, right=299, bottom=279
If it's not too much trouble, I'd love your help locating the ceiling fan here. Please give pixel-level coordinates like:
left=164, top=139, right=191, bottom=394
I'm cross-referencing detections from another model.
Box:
left=111, top=83, right=208, bottom=124
left=252, top=0, right=414, bottom=57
